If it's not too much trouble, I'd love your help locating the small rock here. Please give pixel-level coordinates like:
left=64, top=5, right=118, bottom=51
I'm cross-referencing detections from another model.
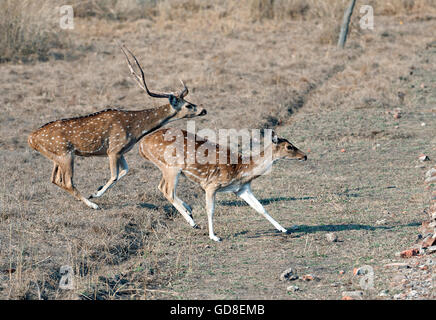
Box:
left=425, top=168, right=436, bottom=178
left=393, top=112, right=401, bottom=119
left=400, top=248, right=420, bottom=258
left=384, top=262, right=410, bottom=269
left=421, top=234, right=436, bottom=248
left=419, top=154, right=430, bottom=162
left=342, top=291, right=363, bottom=299
left=421, top=122, right=426, bottom=127
left=342, top=296, right=354, bottom=300
left=353, top=267, right=366, bottom=275
left=393, top=293, right=403, bottom=300
left=407, top=290, right=418, bottom=298
left=301, top=274, right=313, bottom=281
left=301, top=274, right=317, bottom=281
left=339, top=270, right=345, bottom=275
left=427, top=245, right=436, bottom=254
left=325, top=232, right=338, bottom=242
left=286, top=285, right=300, bottom=293
left=425, top=175, right=436, bottom=184
left=376, top=219, right=387, bottom=225
left=419, top=221, right=434, bottom=236
left=302, top=274, right=313, bottom=281
left=280, top=267, right=298, bottom=281
left=379, top=289, right=389, bottom=297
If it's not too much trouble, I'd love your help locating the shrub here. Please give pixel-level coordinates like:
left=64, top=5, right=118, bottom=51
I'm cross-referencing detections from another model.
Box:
left=0, top=0, right=66, bottom=63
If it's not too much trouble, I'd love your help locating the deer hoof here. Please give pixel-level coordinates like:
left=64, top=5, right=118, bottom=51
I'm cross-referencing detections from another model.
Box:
left=89, top=191, right=103, bottom=199
left=183, top=203, right=193, bottom=212
left=210, top=235, right=222, bottom=242
left=85, top=200, right=100, bottom=210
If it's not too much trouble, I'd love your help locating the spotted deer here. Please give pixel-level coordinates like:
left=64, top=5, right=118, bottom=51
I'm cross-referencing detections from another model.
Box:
left=28, top=46, right=207, bottom=209
left=139, top=128, right=307, bottom=242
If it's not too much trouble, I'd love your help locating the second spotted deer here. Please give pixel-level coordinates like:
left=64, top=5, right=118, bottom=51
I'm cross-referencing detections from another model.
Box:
left=139, top=128, right=307, bottom=242
left=28, top=46, right=207, bottom=209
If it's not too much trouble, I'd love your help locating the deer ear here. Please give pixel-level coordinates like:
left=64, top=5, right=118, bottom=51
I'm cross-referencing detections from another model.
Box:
left=168, top=95, right=179, bottom=109
left=271, top=130, right=279, bottom=144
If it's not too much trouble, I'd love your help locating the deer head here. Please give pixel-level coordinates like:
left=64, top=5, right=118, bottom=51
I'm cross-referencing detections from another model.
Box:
left=120, top=45, right=206, bottom=120
left=271, top=131, right=307, bottom=161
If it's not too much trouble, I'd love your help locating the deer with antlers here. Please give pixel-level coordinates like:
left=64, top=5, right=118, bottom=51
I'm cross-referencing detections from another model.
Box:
left=28, top=46, right=206, bottom=209
left=139, top=128, right=307, bottom=242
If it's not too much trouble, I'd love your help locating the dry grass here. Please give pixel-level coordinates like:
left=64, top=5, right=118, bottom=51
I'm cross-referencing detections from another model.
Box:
left=0, top=0, right=68, bottom=63
left=72, top=0, right=159, bottom=21
left=2, top=0, right=436, bottom=62
left=0, top=0, right=435, bottom=300
left=71, top=0, right=436, bottom=21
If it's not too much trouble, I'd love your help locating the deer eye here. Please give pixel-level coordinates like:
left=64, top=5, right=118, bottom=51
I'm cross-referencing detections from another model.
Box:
left=286, top=145, right=293, bottom=150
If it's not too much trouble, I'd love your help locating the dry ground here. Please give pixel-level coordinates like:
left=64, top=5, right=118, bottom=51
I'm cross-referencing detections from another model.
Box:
left=0, top=2, right=436, bottom=299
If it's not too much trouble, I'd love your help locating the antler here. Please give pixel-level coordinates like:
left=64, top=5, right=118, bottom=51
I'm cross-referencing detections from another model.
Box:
left=178, top=79, right=189, bottom=98
left=119, top=44, right=170, bottom=99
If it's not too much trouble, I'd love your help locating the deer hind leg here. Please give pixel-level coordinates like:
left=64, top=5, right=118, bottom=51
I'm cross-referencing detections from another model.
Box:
left=55, top=155, right=99, bottom=210
left=236, top=185, right=287, bottom=233
left=90, top=154, right=128, bottom=199
left=158, top=171, right=198, bottom=228
left=51, top=163, right=60, bottom=185
left=118, top=155, right=129, bottom=180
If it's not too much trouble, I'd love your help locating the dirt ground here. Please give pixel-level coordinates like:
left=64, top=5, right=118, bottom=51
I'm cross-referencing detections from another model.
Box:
left=0, top=3, right=435, bottom=299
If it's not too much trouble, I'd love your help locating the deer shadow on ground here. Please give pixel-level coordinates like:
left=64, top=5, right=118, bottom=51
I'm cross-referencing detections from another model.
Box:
left=218, top=196, right=316, bottom=207
left=138, top=202, right=180, bottom=219
left=240, top=222, right=421, bottom=239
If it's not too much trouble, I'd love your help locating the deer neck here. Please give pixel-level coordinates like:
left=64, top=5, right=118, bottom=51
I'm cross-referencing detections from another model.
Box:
left=132, top=104, right=176, bottom=139
left=239, top=144, right=279, bottom=180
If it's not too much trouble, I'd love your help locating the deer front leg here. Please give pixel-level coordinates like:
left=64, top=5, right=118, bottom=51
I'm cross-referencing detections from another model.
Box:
left=206, top=189, right=221, bottom=242
left=159, top=173, right=198, bottom=228
left=89, top=154, right=128, bottom=199
left=236, top=186, right=287, bottom=233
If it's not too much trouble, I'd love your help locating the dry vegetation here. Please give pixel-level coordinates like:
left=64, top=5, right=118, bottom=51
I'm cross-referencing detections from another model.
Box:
left=2, top=0, right=436, bottom=62
left=0, top=0, right=435, bottom=299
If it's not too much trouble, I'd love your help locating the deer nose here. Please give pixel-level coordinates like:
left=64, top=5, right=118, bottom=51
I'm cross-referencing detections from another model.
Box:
left=301, top=155, right=307, bottom=161
left=198, top=109, right=207, bottom=116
